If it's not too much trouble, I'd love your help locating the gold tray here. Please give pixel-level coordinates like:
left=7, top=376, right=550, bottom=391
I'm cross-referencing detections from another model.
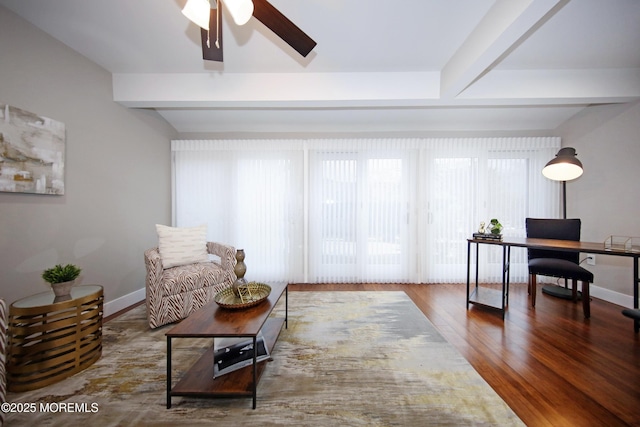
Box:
left=214, top=282, right=271, bottom=309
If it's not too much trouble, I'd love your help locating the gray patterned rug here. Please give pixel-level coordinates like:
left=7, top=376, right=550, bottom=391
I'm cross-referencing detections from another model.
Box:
left=6, top=291, right=524, bottom=426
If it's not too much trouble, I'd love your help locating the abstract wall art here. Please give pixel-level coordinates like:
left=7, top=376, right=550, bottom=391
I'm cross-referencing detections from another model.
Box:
left=0, top=103, right=65, bottom=195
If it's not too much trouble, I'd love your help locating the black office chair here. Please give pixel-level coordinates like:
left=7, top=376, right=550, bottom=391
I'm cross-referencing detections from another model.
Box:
left=622, top=309, right=640, bottom=320
left=526, top=218, right=594, bottom=318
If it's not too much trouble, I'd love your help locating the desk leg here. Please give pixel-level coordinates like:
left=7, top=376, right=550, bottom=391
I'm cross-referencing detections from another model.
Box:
left=500, top=245, right=511, bottom=312
left=500, top=245, right=511, bottom=319
left=166, top=337, right=172, bottom=409
left=501, top=245, right=506, bottom=317
left=465, top=241, right=479, bottom=309
left=475, top=243, right=479, bottom=292
left=506, top=245, right=511, bottom=305
left=466, top=241, right=471, bottom=309
left=635, top=257, right=639, bottom=333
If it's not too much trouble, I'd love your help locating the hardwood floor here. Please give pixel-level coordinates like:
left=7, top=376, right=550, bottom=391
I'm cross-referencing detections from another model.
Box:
left=289, top=282, right=640, bottom=427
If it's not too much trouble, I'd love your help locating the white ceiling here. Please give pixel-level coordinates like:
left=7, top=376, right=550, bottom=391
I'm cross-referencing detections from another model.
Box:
left=2, top=0, right=640, bottom=134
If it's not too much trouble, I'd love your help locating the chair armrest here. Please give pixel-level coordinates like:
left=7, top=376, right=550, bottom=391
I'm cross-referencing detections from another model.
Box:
left=144, top=247, right=165, bottom=293
left=206, top=242, right=236, bottom=272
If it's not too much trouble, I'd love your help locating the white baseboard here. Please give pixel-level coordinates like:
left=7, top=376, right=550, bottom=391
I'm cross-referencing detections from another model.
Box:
left=104, top=287, right=146, bottom=318
left=590, top=284, right=634, bottom=309
left=524, top=278, right=632, bottom=308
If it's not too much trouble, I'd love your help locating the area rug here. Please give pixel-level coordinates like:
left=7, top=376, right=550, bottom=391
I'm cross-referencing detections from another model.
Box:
left=6, top=291, right=524, bottom=426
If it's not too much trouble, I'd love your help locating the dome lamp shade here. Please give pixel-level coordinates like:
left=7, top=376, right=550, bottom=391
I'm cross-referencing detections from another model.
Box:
left=542, top=147, right=584, bottom=182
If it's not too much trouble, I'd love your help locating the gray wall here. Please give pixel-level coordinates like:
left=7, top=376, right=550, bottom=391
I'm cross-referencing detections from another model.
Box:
left=0, top=7, right=175, bottom=314
left=559, top=101, right=640, bottom=305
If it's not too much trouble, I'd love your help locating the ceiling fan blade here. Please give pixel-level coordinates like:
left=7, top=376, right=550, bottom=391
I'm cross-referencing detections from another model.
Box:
left=252, top=0, right=317, bottom=58
left=202, top=5, right=223, bottom=62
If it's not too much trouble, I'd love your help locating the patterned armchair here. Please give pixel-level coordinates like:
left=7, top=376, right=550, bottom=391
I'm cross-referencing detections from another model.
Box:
left=144, top=242, right=236, bottom=329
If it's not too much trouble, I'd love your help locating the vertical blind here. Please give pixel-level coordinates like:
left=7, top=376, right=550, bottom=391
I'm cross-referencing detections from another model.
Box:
left=172, top=137, right=560, bottom=284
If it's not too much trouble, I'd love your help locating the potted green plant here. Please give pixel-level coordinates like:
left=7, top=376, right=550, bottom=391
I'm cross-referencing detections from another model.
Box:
left=489, top=218, right=503, bottom=235
left=42, top=264, right=82, bottom=297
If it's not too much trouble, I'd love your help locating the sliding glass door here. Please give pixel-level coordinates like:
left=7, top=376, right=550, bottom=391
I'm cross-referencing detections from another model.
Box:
left=308, top=151, right=414, bottom=283
left=422, top=156, right=479, bottom=283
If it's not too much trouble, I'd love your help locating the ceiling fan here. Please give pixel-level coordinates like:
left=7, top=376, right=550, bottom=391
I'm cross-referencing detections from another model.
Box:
left=182, top=0, right=317, bottom=62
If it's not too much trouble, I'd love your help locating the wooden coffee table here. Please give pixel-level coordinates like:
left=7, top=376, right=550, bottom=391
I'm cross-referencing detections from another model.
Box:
left=166, top=281, right=288, bottom=409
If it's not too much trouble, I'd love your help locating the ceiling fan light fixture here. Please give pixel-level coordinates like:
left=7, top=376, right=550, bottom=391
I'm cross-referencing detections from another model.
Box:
left=224, top=0, right=254, bottom=26
left=542, top=147, right=584, bottom=181
left=182, top=0, right=211, bottom=30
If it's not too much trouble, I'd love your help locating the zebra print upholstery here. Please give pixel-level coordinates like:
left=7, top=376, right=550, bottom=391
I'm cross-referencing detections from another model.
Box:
left=144, top=241, right=236, bottom=329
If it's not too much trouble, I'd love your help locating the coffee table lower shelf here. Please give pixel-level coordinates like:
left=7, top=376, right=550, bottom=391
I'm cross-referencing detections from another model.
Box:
left=168, top=317, right=285, bottom=407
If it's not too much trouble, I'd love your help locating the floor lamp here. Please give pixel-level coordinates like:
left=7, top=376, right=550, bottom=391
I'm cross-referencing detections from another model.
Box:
left=540, top=147, right=584, bottom=299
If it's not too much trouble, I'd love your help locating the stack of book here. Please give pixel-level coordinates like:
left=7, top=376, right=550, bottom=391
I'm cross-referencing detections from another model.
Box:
left=472, top=232, right=503, bottom=241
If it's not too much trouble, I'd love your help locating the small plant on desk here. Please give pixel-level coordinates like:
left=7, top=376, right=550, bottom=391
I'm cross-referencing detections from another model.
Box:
left=489, top=219, right=503, bottom=235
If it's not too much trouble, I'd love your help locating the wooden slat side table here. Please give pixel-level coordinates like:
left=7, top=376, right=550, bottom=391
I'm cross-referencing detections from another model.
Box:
left=7, top=285, right=103, bottom=392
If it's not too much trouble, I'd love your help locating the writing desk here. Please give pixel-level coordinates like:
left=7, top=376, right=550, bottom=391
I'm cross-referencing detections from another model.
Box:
left=466, top=237, right=640, bottom=331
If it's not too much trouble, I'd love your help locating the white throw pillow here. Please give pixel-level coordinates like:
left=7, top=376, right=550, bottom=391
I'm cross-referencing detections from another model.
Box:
left=156, top=224, right=208, bottom=269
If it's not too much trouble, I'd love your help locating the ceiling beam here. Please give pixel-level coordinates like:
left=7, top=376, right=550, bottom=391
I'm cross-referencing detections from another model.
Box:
left=113, top=69, right=640, bottom=109
left=112, top=72, right=441, bottom=108
left=157, top=106, right=586, bottom=134
left=458, top=68, right=640, bottom=104
left=440, top=0, right=569, bottom=99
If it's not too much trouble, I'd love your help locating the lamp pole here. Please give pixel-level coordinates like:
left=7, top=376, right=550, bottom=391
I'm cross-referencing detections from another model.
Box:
left=562, top=180, right=566, bottom=219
